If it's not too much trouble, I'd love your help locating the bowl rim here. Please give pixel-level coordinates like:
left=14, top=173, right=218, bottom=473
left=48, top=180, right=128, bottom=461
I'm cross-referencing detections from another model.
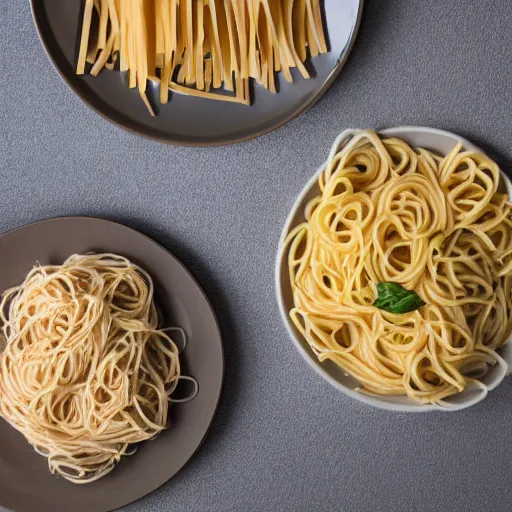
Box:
left=275, top=126, right=512, bottom=412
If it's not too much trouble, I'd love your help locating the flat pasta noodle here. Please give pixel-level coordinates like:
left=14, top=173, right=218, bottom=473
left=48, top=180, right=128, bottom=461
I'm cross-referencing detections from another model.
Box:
left=76, top=0, right=328, bottom=113
left=0, top=254, right=197, bottom=484
left=285, top=130, right=512, bottom=404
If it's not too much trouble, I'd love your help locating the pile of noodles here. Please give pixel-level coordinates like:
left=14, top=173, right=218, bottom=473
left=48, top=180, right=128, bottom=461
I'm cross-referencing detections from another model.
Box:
left=0, top=253, right=194, bottom=483
left=286, top=130, right=512, bottom=403
left=77, top=0, right=328, bottom=112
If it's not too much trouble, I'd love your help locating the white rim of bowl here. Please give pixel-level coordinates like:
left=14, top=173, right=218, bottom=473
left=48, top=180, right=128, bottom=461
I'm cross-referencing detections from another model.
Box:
left=275, top=126, right=512, bottom=413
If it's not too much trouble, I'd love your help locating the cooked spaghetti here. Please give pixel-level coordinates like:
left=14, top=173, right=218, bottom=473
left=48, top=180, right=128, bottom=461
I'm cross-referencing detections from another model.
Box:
left=76, top=0, right=327, bottom=113
left=0, top=253, right=196, bottom=483
left=285, top=130, right=512, bottom=403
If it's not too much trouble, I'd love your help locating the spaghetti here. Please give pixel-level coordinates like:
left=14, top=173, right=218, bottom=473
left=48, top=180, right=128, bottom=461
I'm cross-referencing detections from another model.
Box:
left=0, top=253, right=196, bottom=483
left=285, top=130, right=512, bottom=403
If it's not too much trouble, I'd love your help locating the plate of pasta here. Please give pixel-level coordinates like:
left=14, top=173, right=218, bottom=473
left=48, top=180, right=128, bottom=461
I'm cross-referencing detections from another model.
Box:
left=0, top=217, right=224, bottom=512
left=30, top=0, right=363, bottom=145
left=276, top=127, right=512, bottom=412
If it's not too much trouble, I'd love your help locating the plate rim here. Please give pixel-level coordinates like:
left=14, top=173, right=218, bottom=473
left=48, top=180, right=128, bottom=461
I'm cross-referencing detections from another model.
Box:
left=29, top=0, right=364, bottom=147
left=0, top=215, right=225, bottom=512
left=275, top=126, right=512, bottom=413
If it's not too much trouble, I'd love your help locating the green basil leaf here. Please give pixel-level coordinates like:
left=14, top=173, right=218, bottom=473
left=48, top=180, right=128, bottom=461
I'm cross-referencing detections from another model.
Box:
left=373, top=282, right=426, bottom=314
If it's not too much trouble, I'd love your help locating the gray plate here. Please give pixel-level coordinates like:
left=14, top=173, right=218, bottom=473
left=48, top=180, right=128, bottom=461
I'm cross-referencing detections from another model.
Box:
left=0, top=217, right=224, bottom=512
left=30, top=0, right=363, bottom=146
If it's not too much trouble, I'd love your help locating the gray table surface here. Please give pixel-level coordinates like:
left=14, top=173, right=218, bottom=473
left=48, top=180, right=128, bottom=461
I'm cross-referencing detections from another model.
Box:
left=2, top=1, right=512, bottom=511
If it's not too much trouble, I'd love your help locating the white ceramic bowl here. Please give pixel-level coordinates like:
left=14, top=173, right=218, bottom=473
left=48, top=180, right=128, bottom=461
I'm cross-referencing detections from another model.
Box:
left=276, top=127, right=512, bottom=412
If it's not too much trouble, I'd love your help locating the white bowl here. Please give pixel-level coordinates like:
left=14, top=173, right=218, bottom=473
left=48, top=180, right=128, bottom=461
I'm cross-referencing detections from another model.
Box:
left=276, top=126, right=512, bottom=412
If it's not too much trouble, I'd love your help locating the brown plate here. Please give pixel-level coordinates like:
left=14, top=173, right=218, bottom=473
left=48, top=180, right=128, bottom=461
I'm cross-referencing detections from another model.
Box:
left=29, top=0, right=363, bottom=146
left=0, top=217, right=224, bottom=512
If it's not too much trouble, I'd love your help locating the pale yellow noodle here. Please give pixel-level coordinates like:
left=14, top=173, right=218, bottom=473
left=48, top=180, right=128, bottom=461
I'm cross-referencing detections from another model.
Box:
left=285, top=130, right=512, bottom=403
left=0, top=254, right=195, bottom=483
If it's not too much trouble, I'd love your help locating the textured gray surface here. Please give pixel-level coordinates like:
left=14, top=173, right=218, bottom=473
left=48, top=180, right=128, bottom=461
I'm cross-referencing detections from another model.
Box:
left=1, top=1, right=512, bottom=511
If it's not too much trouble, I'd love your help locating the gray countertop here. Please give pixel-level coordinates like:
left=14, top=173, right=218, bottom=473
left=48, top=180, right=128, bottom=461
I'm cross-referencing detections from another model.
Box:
left=2, top=1, right=512, bottom=511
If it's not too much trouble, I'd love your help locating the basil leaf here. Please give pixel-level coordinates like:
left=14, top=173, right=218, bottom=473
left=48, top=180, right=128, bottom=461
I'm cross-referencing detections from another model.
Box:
left=373, top=282, right=426, bottom=314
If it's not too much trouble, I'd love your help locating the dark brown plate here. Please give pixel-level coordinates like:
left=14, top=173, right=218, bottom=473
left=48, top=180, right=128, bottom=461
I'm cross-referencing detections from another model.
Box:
left=0, top=217, right=224, bottom=512
left=29, top=0, right=363, bottom=146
